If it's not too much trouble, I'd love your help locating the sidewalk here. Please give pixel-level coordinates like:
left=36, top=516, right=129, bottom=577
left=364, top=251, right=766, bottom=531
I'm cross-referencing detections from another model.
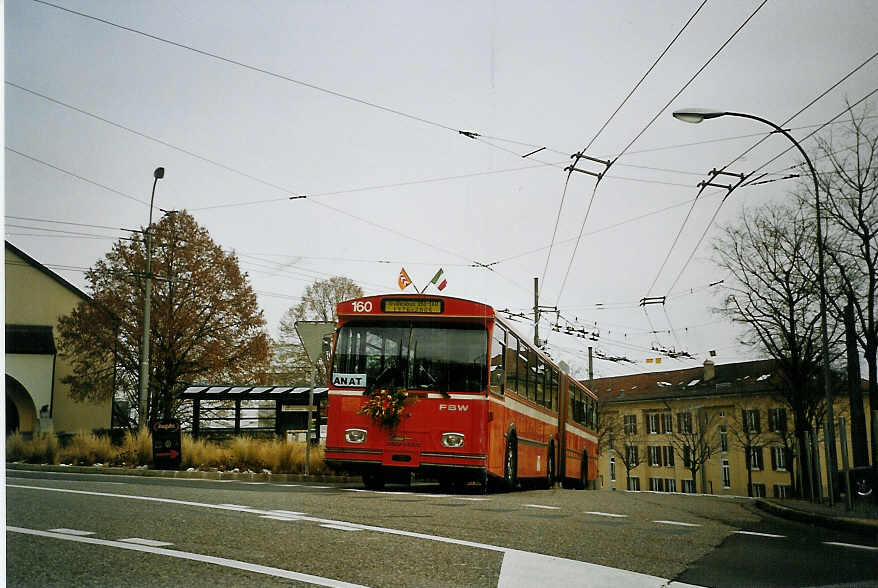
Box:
left=5, top=462, right=357, bottom=484
left=756, top=497, right=878, bottom=538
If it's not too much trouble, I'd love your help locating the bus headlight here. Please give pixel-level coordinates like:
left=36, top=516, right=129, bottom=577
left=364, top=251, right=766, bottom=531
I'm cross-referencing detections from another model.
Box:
left=441, top=432, right=465, bottom=448
left=345, top=428, right=367, bottom=444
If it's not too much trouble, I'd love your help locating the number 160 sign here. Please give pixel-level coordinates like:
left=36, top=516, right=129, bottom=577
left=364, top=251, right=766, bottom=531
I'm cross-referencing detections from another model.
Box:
left=352, top=301, right=373, bottom=313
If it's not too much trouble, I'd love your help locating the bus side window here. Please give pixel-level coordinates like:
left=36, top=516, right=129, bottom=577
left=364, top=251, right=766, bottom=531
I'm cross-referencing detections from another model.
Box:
left=550, top=368, right=559, bottom=411
left=518, top=340, right=529, bottom=400
left=506, top=337, right=519, bottom=395
left=490, top=325, right=506, bottom=395
left=535, top=357, right=546, bottom=407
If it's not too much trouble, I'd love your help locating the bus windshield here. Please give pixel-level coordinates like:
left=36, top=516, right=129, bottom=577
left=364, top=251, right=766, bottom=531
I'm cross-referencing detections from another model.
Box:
left=332, top=321, right=488, bottom=393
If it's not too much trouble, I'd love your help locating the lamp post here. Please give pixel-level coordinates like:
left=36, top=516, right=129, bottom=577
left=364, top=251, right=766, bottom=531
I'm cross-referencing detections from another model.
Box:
left=139, top=166, right=164, bottom=429
left=672, top=109, right=836, bottom=503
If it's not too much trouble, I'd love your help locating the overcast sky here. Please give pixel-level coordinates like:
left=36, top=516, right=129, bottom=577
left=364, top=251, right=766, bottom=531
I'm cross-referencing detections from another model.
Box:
left=5, top=0, right=877, bottom=379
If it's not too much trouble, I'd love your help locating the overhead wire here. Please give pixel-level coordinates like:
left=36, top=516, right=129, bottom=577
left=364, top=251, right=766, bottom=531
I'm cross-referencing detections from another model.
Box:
left=539, top=0, right=708, bottom=299
left=640, top=49, right=878, bottom=300
left=547, top=0, right=766, bottom=307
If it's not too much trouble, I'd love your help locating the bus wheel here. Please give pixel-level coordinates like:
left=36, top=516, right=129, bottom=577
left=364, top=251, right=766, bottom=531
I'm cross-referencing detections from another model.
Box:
left=504, top=436, right=517, bottom=491
left=363, top=471, right=385, bottom=490
left=546, top=445, right=556, bottom=489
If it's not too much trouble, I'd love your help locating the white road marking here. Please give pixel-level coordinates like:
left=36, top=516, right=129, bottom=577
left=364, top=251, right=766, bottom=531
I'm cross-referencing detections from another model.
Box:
left=823, top=541, right=878, bottom=551
left=242, top=482, right=267, bottom=485
left=654, top=520, right=700, bottom=527
left=7, top=526, right=366, bottom=588
left=734, top=530, right=785, bottom=538
left=523, top=504, right=561, bottom=510
left=260, top=515, right=304, bottom=521
left=49, top=528, right=95, bottom=536
left=498, top=548, right=704, bottom=588
left=453, top=497, right=491, bottom=501
left=585, top=511, right=628, bottom=518
left=276, top=484, right=303, bottom=487
left=10, top=483, right=704, bottom=587
left=320, top=524, right=362, bottom=532
left=267, top=510, right=306, bottom=516
left=119, top=537, right=174, bottom=547
left=217, top=504, right=263, bottom=512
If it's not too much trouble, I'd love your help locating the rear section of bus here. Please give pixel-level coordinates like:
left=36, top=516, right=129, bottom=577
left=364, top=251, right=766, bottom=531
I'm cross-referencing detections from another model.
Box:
left=324, top=295, right=494, bottom=489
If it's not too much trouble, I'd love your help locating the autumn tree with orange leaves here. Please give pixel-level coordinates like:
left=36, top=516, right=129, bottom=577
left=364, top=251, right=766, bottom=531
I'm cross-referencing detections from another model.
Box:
left=57, top=211, right=270, bottom=428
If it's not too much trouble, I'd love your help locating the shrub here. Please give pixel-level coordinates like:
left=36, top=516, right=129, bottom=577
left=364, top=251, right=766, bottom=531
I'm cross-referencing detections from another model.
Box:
left=117, top=429, right=153, bottom=466
left=6, top=432, right=60, bottom=464
left=59, top=431, right=115, bottom=465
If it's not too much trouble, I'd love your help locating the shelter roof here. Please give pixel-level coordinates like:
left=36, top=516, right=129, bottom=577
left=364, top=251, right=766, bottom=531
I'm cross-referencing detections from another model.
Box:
left=181, top=385, right=328, bottom=400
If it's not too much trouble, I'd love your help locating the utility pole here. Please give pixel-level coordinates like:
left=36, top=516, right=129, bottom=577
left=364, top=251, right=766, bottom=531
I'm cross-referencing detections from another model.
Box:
left=533, top=277, right=540, bottom=347
left=139, top=167, right=164, bottom=429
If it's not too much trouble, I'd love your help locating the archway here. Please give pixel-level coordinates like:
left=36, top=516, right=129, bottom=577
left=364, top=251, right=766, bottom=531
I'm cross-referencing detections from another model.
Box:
left=5, top=375, right=37, bottom=435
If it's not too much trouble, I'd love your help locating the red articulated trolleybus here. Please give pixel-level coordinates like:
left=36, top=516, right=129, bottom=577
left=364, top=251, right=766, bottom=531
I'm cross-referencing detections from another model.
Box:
left=324, top=294, right=599, bottom=491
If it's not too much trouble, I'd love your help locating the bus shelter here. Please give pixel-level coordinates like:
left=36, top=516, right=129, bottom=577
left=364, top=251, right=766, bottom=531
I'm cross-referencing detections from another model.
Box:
left=181, top=385, right=328, bottom=442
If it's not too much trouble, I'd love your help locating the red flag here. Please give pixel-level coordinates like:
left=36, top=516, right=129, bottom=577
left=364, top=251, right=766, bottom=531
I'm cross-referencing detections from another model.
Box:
left=438, top=279, right=447, bottom=291
left=398, top=267, right=412, bottom=290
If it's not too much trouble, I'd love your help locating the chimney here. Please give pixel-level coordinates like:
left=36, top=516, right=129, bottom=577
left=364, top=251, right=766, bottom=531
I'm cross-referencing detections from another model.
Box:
left=703, top=359, right=715, bottom=382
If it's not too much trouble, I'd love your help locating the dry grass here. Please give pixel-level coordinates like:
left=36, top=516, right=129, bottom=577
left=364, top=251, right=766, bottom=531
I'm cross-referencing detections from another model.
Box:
left=59, top=431, right=115, bottom=465
left=7, top=431, right=329, bottom=474
left=6, top=432, right=60, bottom=464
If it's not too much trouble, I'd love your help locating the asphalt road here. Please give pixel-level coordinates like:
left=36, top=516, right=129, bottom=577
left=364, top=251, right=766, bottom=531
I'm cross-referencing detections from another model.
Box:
left=6, top=470, right=877, bottom=587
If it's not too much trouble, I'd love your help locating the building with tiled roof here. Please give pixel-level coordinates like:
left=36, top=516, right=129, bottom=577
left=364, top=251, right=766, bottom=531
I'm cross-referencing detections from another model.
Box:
left=589, top=359, right=871, bottom=500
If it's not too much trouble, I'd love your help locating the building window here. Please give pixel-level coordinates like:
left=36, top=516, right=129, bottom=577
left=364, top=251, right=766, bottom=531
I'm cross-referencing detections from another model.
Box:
left=743, top=409, right=761, bottom=433
left=721, top=459, right=731, bottom=488
left=719, top=424, right=728, bottom=453
left=649, top=477, right=664, bottom=492
left=749, top=446, right=764, bottom=470
left=648, top=446, right=660, bottom=467
left=662, top=413, right=673, bottom=434
left=751, top=483, right=766, bottom=498
left=647, top=413, right=661, bottom=434
left=662, top=445, right=675, bottom=467
left=771, top=446, right=787, bottom=471
left=626, top=445, right=639, bottom=465
left=677, top=412, right=692, bottom=433
left=610, top=457, right=616, bottom=482
left=768, top=407, right=787, bottom=433
left=627, top=477, right=640, bottom=491
left=683, top=446, right=691, bottom=469
left=680, top=479, right=695, bottom=493
left=665, top=478, right=676, bottom=493
left=773, top=484, right=792, bottom=498
left=608, top=428, right=615, bottom=447
left=624, top=414, right=637, bottom=435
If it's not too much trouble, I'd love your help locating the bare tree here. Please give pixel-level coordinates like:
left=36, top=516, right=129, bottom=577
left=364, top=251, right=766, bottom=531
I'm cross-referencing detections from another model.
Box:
left=601, top=411, right=646, bottom=490
left=727, top=408, right=771, bottom=497
left=665, top=406, right=718, bottom=493
left=713, top=202, right=843, bottom=498
left=273, top=276, right=363, bottom=385
left=803, top=102, right=878, bottom=472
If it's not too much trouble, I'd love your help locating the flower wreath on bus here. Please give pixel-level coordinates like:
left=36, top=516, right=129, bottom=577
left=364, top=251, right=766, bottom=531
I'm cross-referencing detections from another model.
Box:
left=358, top=387, right=414, bottom=429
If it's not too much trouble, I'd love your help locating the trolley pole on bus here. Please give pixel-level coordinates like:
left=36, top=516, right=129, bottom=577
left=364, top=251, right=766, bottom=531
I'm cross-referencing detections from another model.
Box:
left=295, top=321, right=336, bottom=476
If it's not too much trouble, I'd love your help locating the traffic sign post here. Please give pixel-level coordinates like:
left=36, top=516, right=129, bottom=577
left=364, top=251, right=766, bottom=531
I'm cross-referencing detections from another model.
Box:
left=294, top=321, right=335, bottom=476
left=152, top=419, right=182, bottom=470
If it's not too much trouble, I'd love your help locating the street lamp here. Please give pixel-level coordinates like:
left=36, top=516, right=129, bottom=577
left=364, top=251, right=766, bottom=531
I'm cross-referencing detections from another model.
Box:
left=139, top=166, right=164, bottom=429
left=673, top=109, right=836, bottom=503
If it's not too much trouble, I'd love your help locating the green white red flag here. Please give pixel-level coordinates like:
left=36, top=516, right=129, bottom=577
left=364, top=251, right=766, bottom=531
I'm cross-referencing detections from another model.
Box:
left=430, top=268, right=447, bottom=291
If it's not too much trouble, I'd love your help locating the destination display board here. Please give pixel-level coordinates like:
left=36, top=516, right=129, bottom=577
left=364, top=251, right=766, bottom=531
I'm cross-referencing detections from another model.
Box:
left=381, top=299, right=444, bottom=314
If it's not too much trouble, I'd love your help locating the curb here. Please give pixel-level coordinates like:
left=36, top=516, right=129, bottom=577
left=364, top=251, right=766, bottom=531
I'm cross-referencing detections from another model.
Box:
left=6, top=462, right=358, bottom=484
left=754, top=499, right=878, bottom=539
